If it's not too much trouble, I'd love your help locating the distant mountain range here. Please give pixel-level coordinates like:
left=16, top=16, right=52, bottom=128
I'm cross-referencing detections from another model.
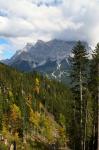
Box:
left=1, top=39, right=90, bottom=83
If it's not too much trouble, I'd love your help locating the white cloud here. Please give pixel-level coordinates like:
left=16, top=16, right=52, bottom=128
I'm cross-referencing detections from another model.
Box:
left=0, top=16, right=35, bottom=37
left=0, top=0, right=99, bottom=58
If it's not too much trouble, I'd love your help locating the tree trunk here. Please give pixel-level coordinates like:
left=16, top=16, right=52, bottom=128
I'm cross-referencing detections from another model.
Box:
left=98, top=63, right=99, bottom=150
left=80, top=69, right=83, bottom=150
left=74, top=99, right=76, bottom=150
left=84, top=101, right=87, bottom=150
left=13, top=141, right=16, bottom=150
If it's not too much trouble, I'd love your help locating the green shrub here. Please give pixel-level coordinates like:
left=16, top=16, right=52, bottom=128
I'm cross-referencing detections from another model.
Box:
left=0, top=142, right=8, bottom=150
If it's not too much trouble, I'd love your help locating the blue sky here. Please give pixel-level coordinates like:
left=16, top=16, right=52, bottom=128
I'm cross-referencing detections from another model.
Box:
left=0, top=38, right=8, bottom=45
left=0, top=38, right=15, bottom=59
left=0, top=0, right=99, bottom=59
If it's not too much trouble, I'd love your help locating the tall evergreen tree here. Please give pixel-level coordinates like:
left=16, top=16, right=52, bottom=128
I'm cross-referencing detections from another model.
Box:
left=89, top=43, right=99, bottom=150
left=69, top=41, right=88, bottom=150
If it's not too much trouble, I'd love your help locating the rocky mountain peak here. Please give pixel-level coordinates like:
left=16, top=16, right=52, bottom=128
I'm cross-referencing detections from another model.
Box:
left=1, top=39, right=90, bottom=81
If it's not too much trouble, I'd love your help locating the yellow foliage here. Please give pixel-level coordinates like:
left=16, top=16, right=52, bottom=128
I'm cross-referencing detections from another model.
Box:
left=10, top=104, right=21, bottom=121
left=35, top=78, right=40, bottom=86
left=35, top=86, right=40, bottom=94
left=39, top=102, right=44, bottom=109
left=14, top=132, right=19, bottom=142
left=59, top=127, right=65, bottom=136
left=43, top=116, right=55, bottom=142
left=2, top=126, right=8, bottom=137
left=8, top=91, right=13, bottom=97
left=29, top=110, right=40, bottom=127
left=58, top=126, right=67, bottom=144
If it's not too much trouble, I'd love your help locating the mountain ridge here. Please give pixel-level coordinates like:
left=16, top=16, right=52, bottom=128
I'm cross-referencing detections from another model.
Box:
left=1, top=39, right=90, bottom=82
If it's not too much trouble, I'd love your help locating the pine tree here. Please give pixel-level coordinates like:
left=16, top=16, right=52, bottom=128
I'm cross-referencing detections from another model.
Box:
left=89, top=43, right=99, bottom=150
left=69, top=41, right=88, bottom=150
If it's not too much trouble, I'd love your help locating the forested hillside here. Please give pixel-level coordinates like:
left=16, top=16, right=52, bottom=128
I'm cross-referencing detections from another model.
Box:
left=0, top=62, right=73, bottom=149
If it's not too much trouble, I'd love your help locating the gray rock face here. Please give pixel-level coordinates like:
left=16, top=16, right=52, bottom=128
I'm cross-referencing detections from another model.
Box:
left=1, top=39, right=90, bottom=82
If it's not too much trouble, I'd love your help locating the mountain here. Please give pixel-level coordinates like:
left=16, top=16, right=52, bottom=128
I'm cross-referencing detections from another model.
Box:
left=2, top=39, right=90, bottom=82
